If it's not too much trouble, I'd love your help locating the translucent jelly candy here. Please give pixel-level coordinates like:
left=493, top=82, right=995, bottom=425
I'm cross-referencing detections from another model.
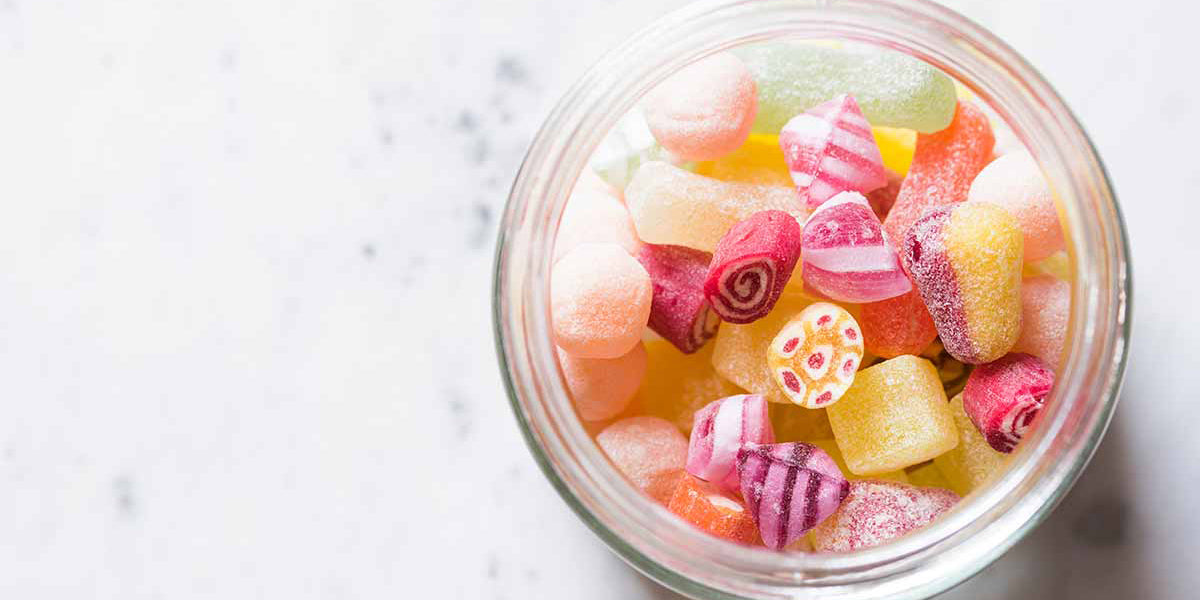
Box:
left=778, top=94, right=887, bottom=209
left=800, top=192, right=911, bottom=303
left=859, top=287, right=937, bottom=358
left=934, top=393, right=1006, bottom=495
left=737, top=442, right=850, bottom=549
left=554, top=178, right=640, bottom=262
left=905, top=462, right=952, bottom=489
left=770, top=402, right=834, bottom=441
left=810, top=480, right=959, bottom=552
left=872, top=126, right=916, bottom=176
left=694, top=133, right=792, bottom=187
left=810, top=439, right=908, bottom=484
left=827, top=355, right=958, bottom=475
left=968, top=151, right=1065, bottom=263
left=552, top=243, right=653, bottom=359
left=597, top=416, right=689, bottom=504
left=687, top=394, right=774, bottom=492
left=558, top=343, right=647, bottom=422
left=643, top=52, right=757, bottom=161
left=1014, top=275, right=1070, bottom=368
left=883, top=101, right=995, bottom=246
left=592, top=108, right=695, bottom=190
left=903, top=202, right=1024, bottom=364
left=739, top=43, right=957, bottom=134
left=637, top=244, right=719, bottom=354
left=766, top=302, right=864, bottom=408
left=712, top=294, right=813, bottom=404
left=865, top=169, right=902, bottom=220
left=962, top=353, right=1054, bottom=453
left=635, top=340, right=744, bottom=433
left=704, top=211, right=802, bottom=323
left=667, top=474, right=760, bottom=544
left=626, top=161, right=807, bottom=253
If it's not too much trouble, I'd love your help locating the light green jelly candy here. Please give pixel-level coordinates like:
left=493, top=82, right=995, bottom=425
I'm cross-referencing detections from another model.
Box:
left=738, top=43, right=957, bottom=135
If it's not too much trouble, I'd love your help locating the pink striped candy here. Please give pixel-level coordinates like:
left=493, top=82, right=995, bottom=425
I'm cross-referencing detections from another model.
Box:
left=737, top=442, right=850, bottom=550
left=962, top=353, right=1054, bottom=453
left=637, top=244, right=720, bottom=354
left=801, top=191, right=911, bottom=303
left=686, top=394, right=774, bottom=492
left=703, top=210, right=802, bottom=324
left=779, top=94, right=887, bottom=211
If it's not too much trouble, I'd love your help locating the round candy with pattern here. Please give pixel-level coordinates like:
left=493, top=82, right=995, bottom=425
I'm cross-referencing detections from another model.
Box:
left=766, top=302, right=864, bottom=408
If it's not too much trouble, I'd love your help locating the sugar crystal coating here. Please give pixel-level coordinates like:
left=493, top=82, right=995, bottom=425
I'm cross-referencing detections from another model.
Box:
left=962, top=353, right=1054, bottom=453
left=967, top=151, right=1065, bottom=263
left=558, top=343, right=647, bottom=422
left=1014, top=275, right=1070, bottom=368
left=766, top=302, right=864, bottom=408
left=859, top=286, right=938, bottom=358
left=737, top=442, right=850, bottom=549
left=687, top=394, right=775, bottom=492
left=778, top=94, right=887, bottom=209
left=597, top=416, right=689, bottom=504
left=552, top=243, right=653, bottom=359
left=704, top=210, right=803, bottom=324
left=712, top=294, right=814, bottom=404
left=810, top=480, right=959, bottom=552
left=554, top=181, right=640, bottom=262
left=667, top=474, right=760, bottom=544
left=635, top=340, right=745, bottom=433
left=644, top=52, right=758, bottom=161
left=800, top=192, right=911, bottom=303
left=934, top=393, right=1007, bottom=495
left=637, top=244, right=719, bottom=354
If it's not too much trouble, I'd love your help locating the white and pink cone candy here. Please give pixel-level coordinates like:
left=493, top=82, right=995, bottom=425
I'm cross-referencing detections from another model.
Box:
left=962, top=352, right=1055, bottom=453
left=811, top=480, right=960, bottom=552
left=637, top=244, right=720, bottom=354
left=779, top=94, right=887, bottom=211
left=736, top=442, right=850, bottom=550
left=686, top=394, right=774, bottom=493
left=800, top=191, right=912, bottom=303
left=703, top=210, right=802, bottom=324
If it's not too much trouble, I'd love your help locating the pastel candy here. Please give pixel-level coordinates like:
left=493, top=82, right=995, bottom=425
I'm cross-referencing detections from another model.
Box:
left=597, top=416, right=689, bottom=504
left=778, top=94, right=887, bottom=209
left=667, top=474, right=760, bottom=544
left=934, top=393, right=1007, bottom=495
left=859, top=287, right=938, bottom=358
left=704, top=210, right=802, bottom=323
left=827, top=355, right=958, bottom=475
left=1014, top=275, right=1070, bottom=368
left=865, top=169, right=902, bottom=220
left=637, top=244, right=720, bottom=354
left=968, top=151, right=1065, bottom=262
left=687, top=394, right=775, bottom=492
left=810, top=439, right=909, bottom=484
left=737, top=442, right=850, bottom=549
left=903, top=203, right=1024, bottom=364
left=883, top=101, right=995, bottom=246
left=739, top=43, right=957, bottom=134
left=635, top=340, right=744, bottom=433
left=592, top=109, right=696, bottom=190
left=711, top=294, right=815, bottom=404
left=962, top=353, right=1055, bottom=453
left=554, top=179, right=640, bottom=262
left=552, top=243, right=653, bottom=359
left=626, top=161, right=807, bottom=253
left=766, top=302, right=864, bottom=408
left=810, top=480, right=959, bottom=552
left=643, top=52, right=757, bottom=161
left=694, top=133, right=793, bottom=187
left=800, top=192, right=911, bottom=303
left=558, top=343, right=647, bottom=422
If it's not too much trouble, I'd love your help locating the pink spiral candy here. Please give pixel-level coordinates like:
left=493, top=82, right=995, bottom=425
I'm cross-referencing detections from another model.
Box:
left=686, top=394, right=775, bottom=492
left=703, top=210, right=802, bottom=324
left=779, top=94, right=887, bottom=210
left=737, top=442, right=850, bottom=550
left=637, top=244, right=720, bottom=354
left=811, top=480, right=959, bottom=552
left=962, top=352, right=1055, bottom=453
left=800, top=191, right=911, bottom=303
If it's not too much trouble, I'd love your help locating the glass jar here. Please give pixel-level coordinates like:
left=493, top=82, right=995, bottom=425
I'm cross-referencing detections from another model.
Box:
left=492, top=0, right=1132, bottom=598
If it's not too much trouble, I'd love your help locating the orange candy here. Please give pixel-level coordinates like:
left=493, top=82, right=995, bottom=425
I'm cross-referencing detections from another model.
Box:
left=667, top=474, right=760, bottom=544
left=860, top=286, right=937, bottom=358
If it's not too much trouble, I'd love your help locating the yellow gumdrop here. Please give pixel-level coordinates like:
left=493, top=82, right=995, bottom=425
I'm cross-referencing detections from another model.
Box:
left=634, top=340, right=744, bottom=433
left=871, top=126, right=916, bottom=176
left=694, top=134, right=793, bottom=187
left=711, top=294, right=814, bottom=404
left=933, top=393, right=1007, bottom=496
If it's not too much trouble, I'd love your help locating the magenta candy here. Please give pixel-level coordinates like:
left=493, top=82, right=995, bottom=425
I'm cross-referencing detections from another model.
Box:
left=779, top=94, right=887, bottom=210
left=811, top=480, right=959, bottom=552
left=736, top=442, right=850, bottom=550
left=686, top=394, right=774, bottom=492
left=637, top=244, right=720, bottom=354
left=800, top=191, right=911, bottom=303
left=703, top=210, right=802, bottom=324
left=962, top=353, right=1055, bottom=453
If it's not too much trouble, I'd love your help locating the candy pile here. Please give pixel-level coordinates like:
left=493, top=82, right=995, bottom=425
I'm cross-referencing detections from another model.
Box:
left=552, top=42, right=1069, bottom=553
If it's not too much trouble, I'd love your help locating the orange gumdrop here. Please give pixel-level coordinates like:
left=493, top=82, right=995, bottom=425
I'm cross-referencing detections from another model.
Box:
left=667, top=474, right=760, bottom=544
left=860, top=286, right=937, bottom=358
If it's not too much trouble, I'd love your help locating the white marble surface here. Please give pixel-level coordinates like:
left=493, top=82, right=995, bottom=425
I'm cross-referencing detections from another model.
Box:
left=0, top=0, right=1195, bottom=598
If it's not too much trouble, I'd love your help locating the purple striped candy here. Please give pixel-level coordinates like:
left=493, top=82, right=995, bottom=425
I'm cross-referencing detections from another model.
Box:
left=736, top=442, right=850, bottom=550
left=686, top=394, right=774, bottom=492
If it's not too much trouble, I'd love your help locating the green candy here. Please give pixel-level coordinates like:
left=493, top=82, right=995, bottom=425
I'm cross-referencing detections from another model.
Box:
left=738, top=43, right=957, bottom=134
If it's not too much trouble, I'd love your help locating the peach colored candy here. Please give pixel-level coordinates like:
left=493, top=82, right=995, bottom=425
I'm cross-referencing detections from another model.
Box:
left=643, top=52, right=757, bottom=161
left=859, top=286, right=938, bottom=358
left=552, top=243, right=652, bottom=359
left=597, top=416, right=689, bottom=504
left=767, top=302, right=864, bottom=408
left=558, top=343, right=648, bottom=422
left=968, top=151, right=1064, bottom=262
left=553, top=182, right=640, bottom=262
left=1014, top=275, right=1070, bottom=368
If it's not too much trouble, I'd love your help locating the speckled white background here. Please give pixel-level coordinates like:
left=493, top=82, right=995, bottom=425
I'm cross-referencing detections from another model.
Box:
left=0, top=0, right=1193, bottom=598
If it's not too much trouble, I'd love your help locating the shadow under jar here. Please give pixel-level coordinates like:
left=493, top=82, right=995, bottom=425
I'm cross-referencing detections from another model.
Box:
left=492, top=0, right=1132, bottom=598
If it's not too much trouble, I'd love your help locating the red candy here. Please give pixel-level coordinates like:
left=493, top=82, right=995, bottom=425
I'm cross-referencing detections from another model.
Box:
left=859, top=286, right=938, bottom=358
left=962, top=353, right=1055, bottom=453
left=810, top=480, right=959, bottom=552
left=703, top=210, right=802, bottom=324
left=737, top=442, right=850, bottom=550
left=637, top=244, right=720, bottom=354
left=800, top=191, right=911, bottom=303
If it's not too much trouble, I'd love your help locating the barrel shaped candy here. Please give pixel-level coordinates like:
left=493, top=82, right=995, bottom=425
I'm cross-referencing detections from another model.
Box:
left=766, top=302, right=864, bottom=408
left=637, top=244, right=720, bottom=354
left=962, top=353, right=1055, bottom=453
left=800, top=191, right=911, bottom=303
left=810, top=480, right=959, bottom=552
left=686, top=394, right=775, bottom=492
left=778, top=94, right=887, bottom=209
left=703, top=210, right=803, bottom=324
left=737, top=442, right=850, bottom=549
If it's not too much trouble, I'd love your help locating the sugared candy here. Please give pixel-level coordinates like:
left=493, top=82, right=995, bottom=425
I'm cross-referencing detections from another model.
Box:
left=810, top=439, right=908, bottom=483
left=859, top=287, right=937, bottom=358
left=559, top=343, right=647, bottom=422
left=827, top=355, right=958, bottom=475
left=865, top=169, right=902, bottom=220
left=810, top=480, right=959, bottom=552
left=687, top=394, right=775, bottom=492
left=962, top=353, right=1054, bottom=453
left=552, top=243, right=652, bottom=359
left=967, top=151, right=1064, bottom=262
left=597, top=416, right=689, bottom=504
left=800, top=192, right=911, bottom=303
left=778, top=94, right=887, bottom=209
left=554, top=180, right=640, bottom=262
left=934, top=393, right=1007, bottom=495
left=625, top=161, right=807, bottom=252
left=903, top=202, right=1024, bottom=364
left=667, top=474, right=760, bottom=544
left=694, top=133, right=792, bottom=186
left=712, top=294, right=813, bottom=404
left=1014, top=275, right=1070, bottom=368
left=704, top=211, right=802, bottom=324
left=635, top=340, right=744, bottom=433
left=637, top=244, right=720, bottom=354
left=766, top=302, right=864, bottom=408
left=737, top=442, right=850, bottom=549
left=643, top=52, right=758, bottom=161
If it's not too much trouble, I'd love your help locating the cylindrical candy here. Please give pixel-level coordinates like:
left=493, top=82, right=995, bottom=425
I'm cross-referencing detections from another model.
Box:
left=703, top=210, right=802, bottom=324
left=903, top=203, right=1024, bottom=364
left=552, top=243, right=653, bottom=359
left=667, top=474, right=760, bottom=544
left=962, top=353, right=1055, bottom=453
left=686, top=394, right=775, bottom=492
left=800, top=191, right=911, bottom=303
left=597, top=416, right=689, bottom=505
left=736, top=442, right=850, bottom=550
left=810, top=480, right=959, bottom=552
left=967, top=151, right=1065, bottom=263
left=643, top=52, right=758, bottom=161
left=558, top=343, right=647, bottom=422
left=637, top=244, right=720, bottom=354
left=766, top=302, right=864, bottom=408
left=778, top=94, right=887, bottom=209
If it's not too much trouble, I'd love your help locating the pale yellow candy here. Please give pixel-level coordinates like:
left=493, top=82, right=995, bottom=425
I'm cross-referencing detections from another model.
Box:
left=827, top=355, right=958, bottom=475
left=1022, top=250, right=1072, bottom=281
left=635, top=339, right=744, bottom=433
left=711, top=294, right=814, bottom=404
left=693, top=134, right=793, bottom=187
left=769, top=402, right=834, bottom=441
left=810, top=439, right=908, bottom=483
left=905, top=462, right=952, bottom=489
left=934, top=394, right=1007, bottom=495
left=871, top=126, right=916, bottom=176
